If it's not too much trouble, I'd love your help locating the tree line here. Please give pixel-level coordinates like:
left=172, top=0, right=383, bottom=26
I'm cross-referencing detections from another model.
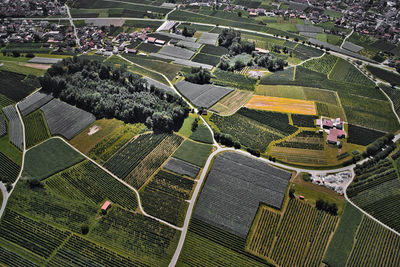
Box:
left=40, top=56, right=189, bottom=132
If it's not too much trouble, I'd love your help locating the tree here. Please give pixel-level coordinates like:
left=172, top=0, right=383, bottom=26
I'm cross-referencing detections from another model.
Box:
left=238, top=11, right=242, bottom=17
left=28, top=178, right=42, bottom=188
left=191, top=118, right=199, bottom=131
left=81, top=224, right=89, bottom=235
left=289, top=188, right=295, bottom=199
left=184, top=67, right=211, bottom=84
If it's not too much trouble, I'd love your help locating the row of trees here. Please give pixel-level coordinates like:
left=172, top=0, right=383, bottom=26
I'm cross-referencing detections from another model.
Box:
left=40, top=56, right=189, bottom=132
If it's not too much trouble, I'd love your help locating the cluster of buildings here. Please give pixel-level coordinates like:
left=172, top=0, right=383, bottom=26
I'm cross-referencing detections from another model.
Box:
left=316, top=117, right=347, bottom=146
left=0, top=19, right=76, bottom=52
left=78, top=24, right=166, bottom=56
left=310, top=171, right=352, bottom=195
left=0, top=0, right=66, bottom=17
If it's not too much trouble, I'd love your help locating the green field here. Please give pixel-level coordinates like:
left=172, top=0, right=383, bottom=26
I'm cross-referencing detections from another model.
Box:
left=189, top=124, right=213, bottom=144
left=23, top=138, right=84, bottom=181
left=249, top=199, right=338, bottom=266
left=23, top=110, right=50, bottom=148
left=366, top=65, right=400, bottom=85
left=45, top=160, right=138, bottom=211
left=212, top=69, right=257, bottom=91
left=323, top=204, right=363, bottom=267
left=178, top=114, right=196, bottom=137
left=330, top=58, right=374, bottom=86
left=140, top=170, right=194, bottom=226
left=302, top=54, right=338, bottom=75
left=340, top=93, right=399, bottom=132
left=177, top=218, right=268, bottom=267
left=173, top=140, right=212, bottom=167
left=122, top=54, right=180, bottom=81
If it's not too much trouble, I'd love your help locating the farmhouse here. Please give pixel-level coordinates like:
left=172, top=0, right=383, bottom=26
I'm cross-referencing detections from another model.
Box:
left=101, top=201, right=111, bottom=211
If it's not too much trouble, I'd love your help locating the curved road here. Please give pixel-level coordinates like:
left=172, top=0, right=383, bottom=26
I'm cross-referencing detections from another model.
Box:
left=0, top=16, right=399, bottom=266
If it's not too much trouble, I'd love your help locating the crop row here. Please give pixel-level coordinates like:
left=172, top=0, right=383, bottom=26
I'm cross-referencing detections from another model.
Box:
left=0, top=209, right=71, bottom=259
left=45, top=160, right=138, bottom=211
left=0, top=246, right=39, bottom=267
left=303, top=54, right=338, bottom=75
left=2, top=105, right=23, bottom=150
left=48, top=234, right=146, bottom=267
left=23, top=111, right=50, bottom=148
left=291, top=114, right=318, bottom=128
left=0, top=152, right=20, bottom=183
left=0, top=71, right=38, bottom=102
left=362, top=194, right=400, bottom=232
left=347, top=169, right=397, bottom=197
left=238, top=108, right=298, bottom=136
left=346, top=216, right=400, bottom=267
left=0, top=112, right=6, bottom=137
left=124, top=134, right=183, bottom=189
left=248, top=208, right=281, bottom=257
left=140, top=170, right=194, bottom=226
left=211, top=69, right=257, bottom=91
left=269, top=199, right=338, bottom=267
left=276, top=141, right=323, bottom=150
left=89, top=207, right=178, bottom=266
left=330, top=58, right=373, bottom=87
left=0, top=93, right=15, bottom=108
left=347, top=124, right=386, bottom=146
left=270, top=146, right=328, bottom=165
left=104, top=133, right=166, bottom=178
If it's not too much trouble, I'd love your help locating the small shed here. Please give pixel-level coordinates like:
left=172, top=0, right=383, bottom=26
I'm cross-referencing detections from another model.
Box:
left=101, top=201, right=111, bottom=211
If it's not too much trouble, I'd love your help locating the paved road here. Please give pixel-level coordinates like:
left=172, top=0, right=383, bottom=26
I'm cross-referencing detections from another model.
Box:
left=65, top=4, right=80, bottom=46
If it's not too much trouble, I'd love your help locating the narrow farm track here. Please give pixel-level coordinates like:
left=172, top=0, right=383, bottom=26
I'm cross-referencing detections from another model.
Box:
left=340, top=29, right=354, bottom=49
left=119, top=55, right=400, bottom=265
left=1, top=16, right=400, bottom=266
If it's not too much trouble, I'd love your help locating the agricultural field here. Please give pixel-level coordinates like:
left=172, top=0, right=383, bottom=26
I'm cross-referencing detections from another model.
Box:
left=173, top=140, right=212, bottom=167
left=71, top=118, right=146, bottom=158
left=23, top=110, right=50, bottom=148
left=104, top=133, right=167, bottom=179
left=302, top=54, right=337, bottom=75
left=0, top=151, right=20, bottom=183
left=194, top=152, right=291, bottom=237
left=340, top=93, right=399, bottom=132
left=291, top=114, right=318, bottom=127
left=316, top=102, right=346, bottom=119
left=189, top=124, right=213, bottom=144
left=211, top=69, right=257, bottom=91
left=88, top=206, right=180, bottom=266
left=329, top=58, right=374, bottom=86
left=270, top=146, right=328, bottom=166
left=136, top=42, right=162, bottom=53
left=41, top=99, right=96, bottom=140
left=347, top=124, right=386, bottom=146
left=380, top=84, right=400, bottom=118
left=0, top=94, right=14, bottom=108
left=17, top=91, right=53, bottom=117
left=163, top=157, right=200, bottom=179
left=0, top=71, right=38, bottom=101
left=209, top=111, right=284, bottom=152
left=260, top=67, right=294, bottom=83
left=0, top=111, right=6, bottom=137
left=275, top=131, right=324, bottom=151
left=175, top=80, right=233, bottom=108
left=200, top=44, right=229, bottom=56
left=245, top=95, right=317, bottom=115
left=2, top=105, right=23, bottom=150
left=140, top=170, right=195, bottom=226
left=177, top=218, right=268, bottom=266
left=210, top=90, right=253, bottom=115
left=323, top=204, right=363, bottom=267
left=192, top=53, right=220, bottom=66
left=248, top=199, right=338, bottom=267
left=23, top=138, right=84, bottom=181
left=124, top=134, right=183, bottom=189
left=346, top=216, right=400, bottom=267
left=45, top=160, right=138, bottom=211
left=366, top=65, right=400, bottom=85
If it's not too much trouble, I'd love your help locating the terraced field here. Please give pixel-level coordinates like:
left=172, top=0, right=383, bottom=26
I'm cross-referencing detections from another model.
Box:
left=302, top=54, right=337, bottom=75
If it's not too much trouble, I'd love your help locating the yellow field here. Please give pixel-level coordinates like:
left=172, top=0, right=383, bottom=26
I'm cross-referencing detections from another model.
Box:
left=245, top=96, right=317, bottom=115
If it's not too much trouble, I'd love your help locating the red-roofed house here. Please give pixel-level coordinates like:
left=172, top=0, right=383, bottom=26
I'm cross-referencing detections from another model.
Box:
left=101, top=201, right=111, bottom=211
left=147, top=37, right=156, bottom=43
left=322, top=119, right=333, bottom=129
left=138, top=35, right=147, bottom=41
left=327, top=133, right=338, bottom=144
